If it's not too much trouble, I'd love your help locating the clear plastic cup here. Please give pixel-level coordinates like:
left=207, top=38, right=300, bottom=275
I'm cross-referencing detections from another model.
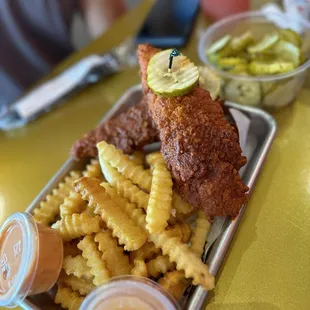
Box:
left=198, top=11, right=310, bottom=109
left=0, top=212, right=63, bottom=307
left=80, top=275, right=181, bottom=310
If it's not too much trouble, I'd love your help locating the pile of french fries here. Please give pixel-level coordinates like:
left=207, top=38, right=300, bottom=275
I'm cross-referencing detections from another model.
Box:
left=32, top=142, right=213, bottom=310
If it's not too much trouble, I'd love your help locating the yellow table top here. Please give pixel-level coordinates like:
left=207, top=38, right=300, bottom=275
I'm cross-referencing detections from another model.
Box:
left=0, top=1, right=309, bottom=309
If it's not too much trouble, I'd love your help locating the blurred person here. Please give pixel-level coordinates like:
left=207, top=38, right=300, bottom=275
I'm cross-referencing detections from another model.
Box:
left=0, top=0, right=126, bottom=106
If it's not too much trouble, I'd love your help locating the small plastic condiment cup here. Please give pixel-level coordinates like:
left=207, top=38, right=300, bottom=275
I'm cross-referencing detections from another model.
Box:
left=80, top=275, right=181, bottom=310
left=0, top=212, right=63, bottom=307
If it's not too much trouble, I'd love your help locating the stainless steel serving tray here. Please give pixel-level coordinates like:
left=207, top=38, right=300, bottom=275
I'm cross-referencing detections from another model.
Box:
left=22, top=85, right=276, bottom=310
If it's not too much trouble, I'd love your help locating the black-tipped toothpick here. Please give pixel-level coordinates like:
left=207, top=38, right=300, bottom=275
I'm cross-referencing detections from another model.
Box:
left=168, top=49, right=181, bottom=72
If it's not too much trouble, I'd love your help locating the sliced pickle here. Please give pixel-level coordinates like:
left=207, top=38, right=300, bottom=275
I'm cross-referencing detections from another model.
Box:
left=217, top=57, right=247, bottom=70
left=228, top=63, right=248, bottom=74
left=247, top=32, right=279, bottom=54
left=198, top=66, right=221, bottom=100
left=224, top=79, right=261, bottom=106
left=147, top=49, right=199, bottom=97
left=231, top=31, right=255, bottom=52
left=249, top=61, right=295, bottom=75
left=206, top=35, right=231, bottom=55
left=279, top=29, right=302, bottom=47
left=272, top=40, right=300, bottom=67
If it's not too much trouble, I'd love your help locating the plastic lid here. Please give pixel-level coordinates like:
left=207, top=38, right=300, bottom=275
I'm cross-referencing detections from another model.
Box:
left=80, top=276, right=181, bottom=310
left=0, top=213, right=38, bottom=307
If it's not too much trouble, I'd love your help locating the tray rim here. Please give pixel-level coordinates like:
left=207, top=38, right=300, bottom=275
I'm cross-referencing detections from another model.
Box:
left=22, top=84, right=277, bottom=310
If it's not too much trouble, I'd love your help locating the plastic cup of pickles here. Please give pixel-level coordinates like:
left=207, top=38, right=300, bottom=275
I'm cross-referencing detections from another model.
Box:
left=198, top=11, right=310, bottom=109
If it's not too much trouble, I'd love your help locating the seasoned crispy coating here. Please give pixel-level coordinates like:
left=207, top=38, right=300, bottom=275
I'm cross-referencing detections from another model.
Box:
left=95, top=230, right=132, bottom=276
left=55, top=285, right=84, bottom=310
left=71, top=98, right=159, bottom=159
left=78, top=235, right=111, bottom=286
left=75, top=177, right=147, bottom=251
left=138, top=44, right=248, bottom=218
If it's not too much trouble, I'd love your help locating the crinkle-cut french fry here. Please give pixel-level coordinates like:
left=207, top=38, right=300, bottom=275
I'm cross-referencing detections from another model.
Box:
left=100, top=183, right=147, bottom=230
left=78, top=235, right=110, bottom=286
left=191, top=211, right=211, bottom=258
left=130, top=151, right=145, bottom=165
left=95, top=231, right=131, bottom=276
left=148, top=232, right=214, bottom=290
left=60, top=273, right=95, bottom=296
left=114, top=198, right=214, bottom=290
left=131, top=259, right=148, bottom=278
left=33, top=171, right=81, bottom=225
left=146, top=152, right=163, bottom=167
left=146, top=161, right=173, bottom=234
left=83, top=159, right=103, bottom=179
left=75, top=177, right=147, bottom=251
left=166, top=223, right=192, bottom=243
left=158, top=270, right=189, bottom=300
left=146, top=255, right=176, bottom=278
left=130, top=242, right=161, bottom=263
left=63, top=255, right=92, bottom=280
left=60, top=191, right=86, bottom=218
left=51, top=213, right=101, bottom=241
left=97, top=141, right=151, bottom=191
left=172, top=191, right=193, bottom=215
left=99, top=159, right=149, bottom=210
left=55, top=285, right=84, bottom=310
left=63, top=240, right=82, bottom=257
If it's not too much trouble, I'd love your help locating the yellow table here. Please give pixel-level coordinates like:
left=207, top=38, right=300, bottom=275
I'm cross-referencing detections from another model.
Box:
left=0, top=1, right=309, bottom=309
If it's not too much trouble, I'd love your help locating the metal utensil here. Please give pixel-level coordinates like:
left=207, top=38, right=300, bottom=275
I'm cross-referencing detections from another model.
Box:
left=0, top=38, right=136, bottom=131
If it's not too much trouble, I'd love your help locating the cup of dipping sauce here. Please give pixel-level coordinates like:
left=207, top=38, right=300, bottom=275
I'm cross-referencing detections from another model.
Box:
left=80, top=275, right=181, bottom=310
left=0, top=212, right=63, bottom=307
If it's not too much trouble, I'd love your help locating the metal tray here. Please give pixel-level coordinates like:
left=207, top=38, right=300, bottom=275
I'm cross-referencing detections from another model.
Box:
left=22, top=85, right=276, bottom=310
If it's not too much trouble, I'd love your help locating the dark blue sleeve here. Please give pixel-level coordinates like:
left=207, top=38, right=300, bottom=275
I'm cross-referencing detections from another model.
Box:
left=0, top=0, right=78, bottom=105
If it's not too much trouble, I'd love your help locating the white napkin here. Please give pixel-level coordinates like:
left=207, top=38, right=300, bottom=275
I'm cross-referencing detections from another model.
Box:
left=261, top=0, right=310, bottom=33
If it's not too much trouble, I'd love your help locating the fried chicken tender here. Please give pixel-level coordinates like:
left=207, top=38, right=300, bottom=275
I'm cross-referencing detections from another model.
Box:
left=137, top=44, right=248, bottom=219
left=71, top=98, right=158, bottom=159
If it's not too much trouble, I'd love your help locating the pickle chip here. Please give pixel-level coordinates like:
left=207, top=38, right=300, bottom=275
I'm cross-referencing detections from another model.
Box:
left=206, top=35, right=231, bottom=55
left=279, top=29, right=302, bottom=47
left=247, top=32, right=279, bottom=54
left=224, top=79, right=261, bottom=106
left=147, top=49, right=199, bottom=97
left=217, top=57, right=247, bottom=70
left=249, top=60, right=295, bottom=75
left=272, top=40, right=300, bottom=67
left=198, top=66, right=221, bottom=100
left=231, top=31, right=255, bottom=52
left=228, top=63, right=248, bottom=74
